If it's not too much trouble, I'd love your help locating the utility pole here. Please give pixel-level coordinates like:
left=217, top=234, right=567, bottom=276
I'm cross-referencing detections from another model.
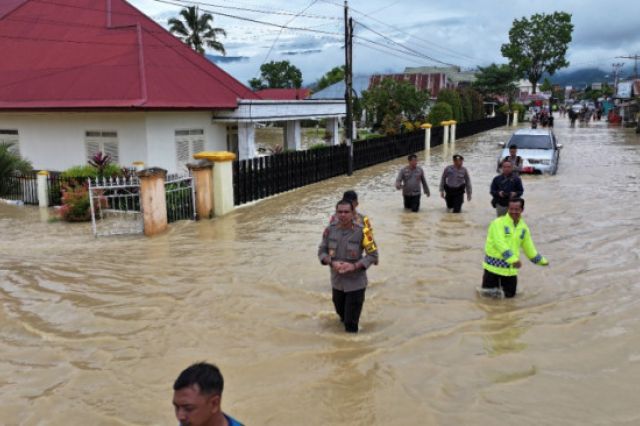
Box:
left=344, top=0, right=354, bottom=175
left=611, top=63, right=624, bottom=95
left=616, top=54, right=640, bottom=80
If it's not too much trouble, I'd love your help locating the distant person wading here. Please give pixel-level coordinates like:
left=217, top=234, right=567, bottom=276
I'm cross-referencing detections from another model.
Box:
left=395, top=154, right=430, bottom=212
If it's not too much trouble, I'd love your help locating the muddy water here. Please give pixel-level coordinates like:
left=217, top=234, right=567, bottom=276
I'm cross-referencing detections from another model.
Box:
left=1, top=119, right=640, bottom=425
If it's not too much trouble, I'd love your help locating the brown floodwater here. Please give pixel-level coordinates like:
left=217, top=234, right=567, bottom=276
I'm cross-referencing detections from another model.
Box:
left=1, top=118, right=640, bottom=425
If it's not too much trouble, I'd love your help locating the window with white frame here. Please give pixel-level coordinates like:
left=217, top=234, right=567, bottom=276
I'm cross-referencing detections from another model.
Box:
left=175, top=129, right=205, bottom=172
left=85, top=131, right=119, bottom=164
left=0, top=129, right=20, bottom=154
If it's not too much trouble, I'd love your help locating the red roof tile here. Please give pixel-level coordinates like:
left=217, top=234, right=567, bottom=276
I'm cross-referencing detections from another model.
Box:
left=0, top=0, right=258, bottom=110
left=255, top=88, right=311, bottom=100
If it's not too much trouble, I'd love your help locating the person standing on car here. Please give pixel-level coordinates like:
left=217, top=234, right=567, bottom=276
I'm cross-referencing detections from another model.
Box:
left=439, top=154, right=472, bottom=213
left=395, top=154, right=430, bottom=212
left=481, top=198, right=548, bottom=298
left=490, top=160, right=523, bottom=217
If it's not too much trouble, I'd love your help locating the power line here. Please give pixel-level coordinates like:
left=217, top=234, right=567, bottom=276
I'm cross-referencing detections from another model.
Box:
left=355, top=20, right=458, bottom=67
left=159, top=0, right=340, bottom=20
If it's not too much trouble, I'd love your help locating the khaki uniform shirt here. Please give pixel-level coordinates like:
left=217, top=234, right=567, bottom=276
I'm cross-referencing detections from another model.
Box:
left=439, top=165, right=472, bottom=195
left=318, top=221, right=379, bottom=292
left=396, top=166, right=429, bottom=196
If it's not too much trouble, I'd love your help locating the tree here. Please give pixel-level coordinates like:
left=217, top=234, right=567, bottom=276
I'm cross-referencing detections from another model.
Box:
left=501, top=11, right=573, bottom=94
left=427, top=102, right=453, bottom=126
left=540, top=78, right=553, bottom=93
left=473, top=63, right=519, bottom=106
left=362, top=78, right=430, bottom=133
left=249, top=60, right=303, bottom=90
left=168, top=6, right=226, bottom=55
left=315, top=66, right=345, bottom=92
left=0, top=142, right=32, bottom=194
left=437, top=89, right=462, bottom=122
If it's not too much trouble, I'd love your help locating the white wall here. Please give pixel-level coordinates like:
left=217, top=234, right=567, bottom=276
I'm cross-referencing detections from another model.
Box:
left=0, top=111, right=228, bottom=173
left=144, top=111, right=227, bottom=172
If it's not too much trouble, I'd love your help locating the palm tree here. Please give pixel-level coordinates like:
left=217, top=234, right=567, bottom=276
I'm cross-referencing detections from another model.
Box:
left=168, top=6, right=226, bottom=55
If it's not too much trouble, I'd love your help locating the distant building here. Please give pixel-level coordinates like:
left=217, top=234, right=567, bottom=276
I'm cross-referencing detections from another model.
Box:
left=404, top=66, right=477, bottom=88
left=255, top=88, right=311, bottom=100
left=369, top=72, right=451, bottom=98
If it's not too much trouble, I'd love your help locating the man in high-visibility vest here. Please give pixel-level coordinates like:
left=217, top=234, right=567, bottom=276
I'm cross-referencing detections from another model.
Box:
left=482, top=198, right=548, bottom=298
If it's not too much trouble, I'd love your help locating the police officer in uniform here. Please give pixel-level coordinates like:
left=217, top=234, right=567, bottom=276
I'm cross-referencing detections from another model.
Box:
left=395, top=154, right=430, bottom=212
left=319, top=199, right=379, bottom=333
left=439, top=154, right=472, bottom=213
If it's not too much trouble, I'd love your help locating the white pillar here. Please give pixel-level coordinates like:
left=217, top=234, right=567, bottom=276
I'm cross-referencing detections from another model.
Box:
left=284, top=120, right=302, bottom=151
left=36, top=170, right=49, bottom=208
left=450, top=121, right=457, bottom=143
left=237, top=122, right=256, bottom=160
left=506, top=112, right=511, bottom=126
left=513, top=111, right=519, bottom=126
left=441, top=121, right=450, bottom=144
left=213, top=160, right=235, bottom=216
left=421, top=124, right=432, bottom=152
left=325, top=118, right=340, bottom=146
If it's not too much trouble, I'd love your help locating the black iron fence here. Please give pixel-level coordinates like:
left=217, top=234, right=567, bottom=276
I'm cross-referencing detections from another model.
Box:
left=233, top=113, right=506, bottom=206
left=0, top=173, right=38, bottom=204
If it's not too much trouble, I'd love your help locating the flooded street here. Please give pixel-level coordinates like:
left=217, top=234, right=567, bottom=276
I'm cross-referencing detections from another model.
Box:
left=1, top=119, right=640, bottom=425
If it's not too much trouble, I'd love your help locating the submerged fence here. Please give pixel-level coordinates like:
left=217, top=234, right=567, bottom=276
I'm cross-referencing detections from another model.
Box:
left=0, top=173, right=38, bottom=204
left=233, top=114, right=505, bottom=205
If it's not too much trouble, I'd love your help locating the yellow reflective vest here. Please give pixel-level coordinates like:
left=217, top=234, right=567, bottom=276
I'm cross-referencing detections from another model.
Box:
left=483, top=214, right=548, bottom=276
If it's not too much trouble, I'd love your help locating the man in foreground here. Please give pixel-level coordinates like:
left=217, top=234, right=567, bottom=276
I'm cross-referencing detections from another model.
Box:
left=395, top=154, right=430, bottom=212
left=481, top=198, right=548, bottom=298
left=319, top=199, right=379, bottom=333
left=173, top=362, right=243, bottom=426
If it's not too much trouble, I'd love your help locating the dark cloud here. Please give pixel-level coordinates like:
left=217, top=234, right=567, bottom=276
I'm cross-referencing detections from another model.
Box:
left=206, top=55, right=250, bottom=64
left=280, top=49, right=323, bottom=56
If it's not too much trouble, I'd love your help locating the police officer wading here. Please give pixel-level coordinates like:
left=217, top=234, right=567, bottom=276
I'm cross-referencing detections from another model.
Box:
left=482, top=198, right=548, bottom=298
left=439, top=154, right=472, bottom=213
left=395, top=154, right=430, bottom=212
left=319, top=199, right=379, bottom=333
left=490, top=160, right=524, bottom=216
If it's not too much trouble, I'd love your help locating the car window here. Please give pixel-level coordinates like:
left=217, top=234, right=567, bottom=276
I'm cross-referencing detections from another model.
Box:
left=508, top=134, right=553, bottom=150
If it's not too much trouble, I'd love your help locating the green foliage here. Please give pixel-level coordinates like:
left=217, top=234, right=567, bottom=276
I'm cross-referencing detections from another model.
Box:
left=427, top=102, right=453, bottom=125
left=499, top=103, right=526, bottom=120
left=437, top=89, right=462, bottom=122
left=459, top=88, right=473, bottom=122
left=315, top=66, right=345, bottom=91
left=168, top=6, right=226, bottom=55
left=249, top=60, right=303, bottom=90
left=362, top=78, right=429, bottom=134
left=61, top=164, right=122, bottom=179
left=539, top=77, right=553, bottom=93
left=308, top=143, right=329, bottom=150
left=473, top=63, right=519, bottom=105
left=501, top=11, right=574, bottom=93
left=0, top=142, right=32, bottom=179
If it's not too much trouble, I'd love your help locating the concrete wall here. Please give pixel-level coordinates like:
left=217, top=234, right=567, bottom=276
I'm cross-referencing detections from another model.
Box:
left=0, top=111, right=227, bottom=173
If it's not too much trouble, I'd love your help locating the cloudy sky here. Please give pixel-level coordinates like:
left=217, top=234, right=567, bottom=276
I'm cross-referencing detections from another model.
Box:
left=130, top=0, right=640, bottom=86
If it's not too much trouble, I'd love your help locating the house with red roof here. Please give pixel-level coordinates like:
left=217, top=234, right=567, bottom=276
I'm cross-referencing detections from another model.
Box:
left=0, top=0, right=344, bottom=172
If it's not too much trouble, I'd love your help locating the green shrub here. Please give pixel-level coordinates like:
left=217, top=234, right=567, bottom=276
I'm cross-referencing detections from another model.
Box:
left=308, top=143, right=329, bottom=150
left=61, top=164, right=122, bottom=179
left=427, top=102, right=453, bottom=125
left=58, top=183, right=91, bottom=222
left=437, top=89, right=463, bottom=122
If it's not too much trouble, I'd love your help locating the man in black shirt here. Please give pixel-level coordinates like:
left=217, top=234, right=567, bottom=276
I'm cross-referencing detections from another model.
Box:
left=490, top=160, right=524, bottom=216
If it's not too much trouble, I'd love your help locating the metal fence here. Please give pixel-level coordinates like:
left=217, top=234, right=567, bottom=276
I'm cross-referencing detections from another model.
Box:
left=88, top=176, right=142, bottom=237
left=165, top=173, right=196, bottom=223
left=232, top=114, right=506, bottom=206
left=0, top=173, right=38, bottom=204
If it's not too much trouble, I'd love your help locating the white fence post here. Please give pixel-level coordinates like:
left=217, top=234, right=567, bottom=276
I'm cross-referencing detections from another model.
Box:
left=441, top=121, right=450, bottom=144
left=421, top=123, right=432, bottom=152
left=194, top=151, right=236, bottom=216
left=37, top=171, right=49, bottom=208
left=450, top=120, right=457, bottom=143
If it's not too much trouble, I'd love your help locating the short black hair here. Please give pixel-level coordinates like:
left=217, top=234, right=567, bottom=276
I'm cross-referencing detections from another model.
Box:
left=342, top=190, right=358, bottom=203
left=453, top=154, right=463, bottom=161
left=508, top=198, right=525, bottom=209
left=408, top=154, right=417, bottom=161
left=336, top=199, right=354, bottom=210
left=510, top=145, right=518, bottom=149
left=173, top=362, right=224, bottom=396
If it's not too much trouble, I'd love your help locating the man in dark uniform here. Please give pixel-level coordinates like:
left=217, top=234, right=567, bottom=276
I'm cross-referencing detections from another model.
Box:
left=395, top=154, right=430, bottom=212
left=439, top=154, right=472, bottom=213
left=319, top=199, right=379, bottom=333
left=490, top=160, right=524, bottom=216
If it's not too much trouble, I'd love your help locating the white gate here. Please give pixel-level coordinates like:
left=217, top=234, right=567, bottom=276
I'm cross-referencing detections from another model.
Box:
left=88, top=176, right=143, bottom=237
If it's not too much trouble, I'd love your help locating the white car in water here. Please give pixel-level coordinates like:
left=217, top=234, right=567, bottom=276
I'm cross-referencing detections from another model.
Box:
left=497, top=129, right=563, bottom=175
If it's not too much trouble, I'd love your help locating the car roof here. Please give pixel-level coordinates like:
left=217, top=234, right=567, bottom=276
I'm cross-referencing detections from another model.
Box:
left=512, top=129, right=553, bottom=136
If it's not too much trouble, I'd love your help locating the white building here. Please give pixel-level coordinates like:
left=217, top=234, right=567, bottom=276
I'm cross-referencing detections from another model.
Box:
left=0, top=0, right=344, bottom=173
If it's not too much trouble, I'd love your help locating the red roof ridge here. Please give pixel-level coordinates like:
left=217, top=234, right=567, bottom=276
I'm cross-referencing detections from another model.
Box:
left=0, top=0, right=30, bottom=20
